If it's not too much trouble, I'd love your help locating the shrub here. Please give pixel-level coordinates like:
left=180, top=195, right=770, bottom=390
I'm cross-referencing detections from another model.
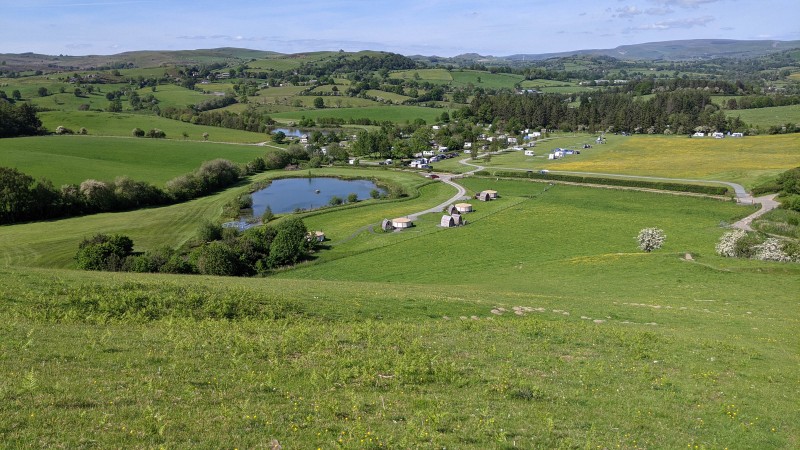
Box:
left=55, top=125, right=74, bottom=135
left=715, top=229, right=747, bottom=257
left=132, top=127, right=145, bottom=137
left=197, top=220, right=223, bottom=243
left=347, top=192, right=358, bottom=203
left=261, top=206, right=274, bottom=223
left=79, top=127, right=87, bottom=135
left=75, top=234, right=134, bottom=271
left=146, top=128, right=166, bottom=138
left=733, top=232, right=765, bottom=258
left=192, top=241, right=242, bottom=276
left=329, top=196, right=343, bottom=206
left=753, top=238, right=791, bottom=262
left=636, top=228, right=666, bottom=252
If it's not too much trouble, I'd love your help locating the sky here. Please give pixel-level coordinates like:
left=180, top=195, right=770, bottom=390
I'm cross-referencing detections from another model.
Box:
left=1, top=0, right=798, bottom=57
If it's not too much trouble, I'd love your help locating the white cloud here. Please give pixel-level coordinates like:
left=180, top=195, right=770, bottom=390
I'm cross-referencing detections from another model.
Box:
left=630, top=15, right=715, bottom=30
left=645, top=7, right=673, bottom=15
left=651, top=0, right=721, bottom=8
left=614, top=6, right=644, bottom=18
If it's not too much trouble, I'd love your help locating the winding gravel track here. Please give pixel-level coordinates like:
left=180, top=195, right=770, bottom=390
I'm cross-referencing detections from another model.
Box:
left=456, top=151, right=779, bottom=231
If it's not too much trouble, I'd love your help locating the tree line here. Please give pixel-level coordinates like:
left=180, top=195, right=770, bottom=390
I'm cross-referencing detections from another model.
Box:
left=464, top=89, right=750, bottom=134
left=76, top=216, right=317, bottom=276
left=0, top=101, right=43, bottom=138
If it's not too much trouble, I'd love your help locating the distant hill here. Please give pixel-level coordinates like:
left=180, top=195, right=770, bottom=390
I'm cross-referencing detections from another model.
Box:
left=2, top=40, right=800, bottom=73
left=0, top=48, right=282, bottom=72
left=503, top=39, right=800, bottom=61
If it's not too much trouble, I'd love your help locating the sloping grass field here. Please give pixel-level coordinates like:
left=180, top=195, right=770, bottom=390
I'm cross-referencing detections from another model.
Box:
left=38, top=111, right=273, bottom=143
left=270, top=105, right=450, bottom=124
left=727, top=104, right=800, bottom=128
left=463, top=133, right=800, bottom=189
left=0, top=136, right=268, bottom=186
left=1, top=171, right=798, bottom=448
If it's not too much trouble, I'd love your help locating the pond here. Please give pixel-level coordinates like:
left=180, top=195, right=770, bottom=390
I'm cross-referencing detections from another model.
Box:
left=251, top=177, right=385, bottom=215
left=270, top=127, right=327, bottom=137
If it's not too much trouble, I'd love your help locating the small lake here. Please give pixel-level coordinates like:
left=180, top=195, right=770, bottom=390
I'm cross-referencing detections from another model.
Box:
left=251, top=177, right=385, bottom=215
left=270, top=127, right=327, bottom=137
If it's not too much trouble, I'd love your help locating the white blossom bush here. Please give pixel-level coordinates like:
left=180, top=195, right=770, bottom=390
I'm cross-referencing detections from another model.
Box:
left=715, top=229, right=747, bottom=257
left=753, top=238, right=791, bottom=262
left=637, top=228, right=666, bottom=252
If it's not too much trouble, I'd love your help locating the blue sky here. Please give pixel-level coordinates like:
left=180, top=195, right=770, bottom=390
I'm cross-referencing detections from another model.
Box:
left=1, top=0, right=798, bottom=56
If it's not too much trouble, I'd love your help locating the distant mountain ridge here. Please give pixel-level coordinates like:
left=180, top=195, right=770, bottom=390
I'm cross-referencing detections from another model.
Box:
left=2, top=39, right=800, bottom=72
left=499, top=39, right=800, bottom=61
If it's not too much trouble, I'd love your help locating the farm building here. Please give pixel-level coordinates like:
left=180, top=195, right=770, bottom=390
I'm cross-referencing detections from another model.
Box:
left=481, top=190, right=498, bottom=199
left=391, top=217, right=413, bottom=229
left=452, top=213, right=463, bottom=226
left=446, top=204, right=458, bottom=215
left=440, top=215, right=456, bottom=227
left=381, top=219, right=394, bottom=232
left=477, top=192, right=492, bottom=201
left=455, top=203, right=473, bottom=213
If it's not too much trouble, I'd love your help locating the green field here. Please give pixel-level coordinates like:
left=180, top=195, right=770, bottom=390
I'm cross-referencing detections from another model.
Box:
left=728, top=104, right=800, bottom=128
left=0, top=136, right=268, bottom=186
left=37, top=111, right=273, bottom=143
left=140, top=84, right=213, bottom=107
left=455, top=133, right=800, bottom=189
left=366, top=89, right=412, bottom=103
left=390, top=68, right=453, bottom=81
left=270, top=105, right=451, bottom=124
left=1, top=172, right=798, bottom=448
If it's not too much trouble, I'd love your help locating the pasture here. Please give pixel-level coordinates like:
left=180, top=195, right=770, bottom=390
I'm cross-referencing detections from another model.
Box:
left=0, top=136, right=268, bottom=186
left=0, top=168, right=432, bottom=269
left=468, top=133, right=800, bottom=188
left=727, top=104, right=800, bottom=128
left=1, top=173, right=798, bottom=448
left=37, top=111, right=273, bottom=143
left=270, top=105, right=451, bottom=124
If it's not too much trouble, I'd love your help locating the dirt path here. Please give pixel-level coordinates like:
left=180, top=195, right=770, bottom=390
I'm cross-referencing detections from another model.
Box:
left=456, top=152, right=782, bottom=232
left=732, top=194, right=780, bottom=231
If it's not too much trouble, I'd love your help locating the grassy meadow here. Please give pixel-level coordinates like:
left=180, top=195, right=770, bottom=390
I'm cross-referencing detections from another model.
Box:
left=0, top=168, right=433, bottom=269
left=452, top=133, right=800, bottom=188
left=0, top=136, right=268, bottom=186
left=2, top=52, right=800, bottom=447
left=727, top=104, right=800, bottom=128
left=270, top=105, right=451, bottom=124
left=1, top=172, right=798, bottom=448
left=38, top=111, right=273, bottom=143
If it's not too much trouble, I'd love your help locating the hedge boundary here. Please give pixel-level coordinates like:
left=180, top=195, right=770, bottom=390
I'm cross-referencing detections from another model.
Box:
left=473, top=170, right=729, bottom=196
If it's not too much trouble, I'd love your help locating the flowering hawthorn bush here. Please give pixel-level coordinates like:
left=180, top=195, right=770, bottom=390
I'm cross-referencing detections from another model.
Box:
left=637, top=228, right=666, bottom=252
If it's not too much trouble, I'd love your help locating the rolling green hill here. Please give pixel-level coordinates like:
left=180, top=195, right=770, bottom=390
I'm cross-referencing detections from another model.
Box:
left=0, top=135, right=268, bottom=186
left=1, top=173, right=797, bottom=448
